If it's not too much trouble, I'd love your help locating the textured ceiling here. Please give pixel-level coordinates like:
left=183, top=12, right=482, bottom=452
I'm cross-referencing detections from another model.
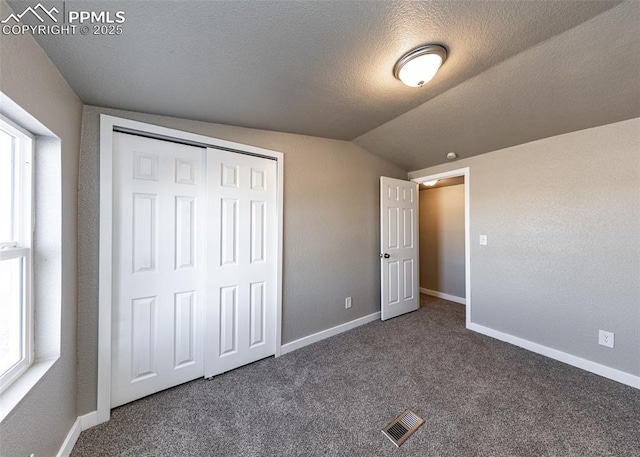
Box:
left=5, top=0, right=625, bottom=147
left=355, top=1, right=640, bottom=171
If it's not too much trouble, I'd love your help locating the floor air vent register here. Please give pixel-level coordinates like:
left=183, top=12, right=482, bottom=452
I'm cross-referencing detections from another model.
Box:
left=381, top=409, right=425, bottom=447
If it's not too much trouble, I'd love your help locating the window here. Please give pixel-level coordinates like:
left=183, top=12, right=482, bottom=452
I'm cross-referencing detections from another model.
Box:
left=0, top=95, right=61, bottom=421
left=0, top=115, right=33, bottom=393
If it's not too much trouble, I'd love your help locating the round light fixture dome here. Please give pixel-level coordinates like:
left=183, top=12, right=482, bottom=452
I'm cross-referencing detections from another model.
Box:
left=394, top=44, right=447, bottom=87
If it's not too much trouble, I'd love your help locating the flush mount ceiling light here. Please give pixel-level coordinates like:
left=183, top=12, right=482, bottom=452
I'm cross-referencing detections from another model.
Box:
left=394, top=44, right=447, bottom=87
left=422, top=180, right=438, bottom=187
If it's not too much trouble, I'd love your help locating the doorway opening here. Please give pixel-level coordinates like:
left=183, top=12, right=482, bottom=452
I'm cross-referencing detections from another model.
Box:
left=412, top=168, right=470, bottom=327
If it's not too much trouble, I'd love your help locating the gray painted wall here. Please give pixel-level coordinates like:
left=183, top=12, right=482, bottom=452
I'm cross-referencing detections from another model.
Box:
left=0, top=0, right=83, bottom=455
left=409, top=118, right=640, bottom=377
left=419, top=185, right=466, bottom=298
left=77, top=106, right=407, bottom=415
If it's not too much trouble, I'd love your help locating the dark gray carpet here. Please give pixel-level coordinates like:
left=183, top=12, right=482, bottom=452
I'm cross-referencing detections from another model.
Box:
left=72, top=296, right=640, bottom=456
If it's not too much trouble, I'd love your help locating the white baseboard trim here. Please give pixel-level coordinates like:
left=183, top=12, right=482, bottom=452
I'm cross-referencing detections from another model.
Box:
left=56, top=418, right=81, bottom=457
left=281, top=312, right=380, bottom=355
left=79, top=411, right=99, bottom=430
left=468, top=323, right=640, bottom=389
left=56, top=411, right=99, bottom=457
left=420, top=288, right=466, bottom=306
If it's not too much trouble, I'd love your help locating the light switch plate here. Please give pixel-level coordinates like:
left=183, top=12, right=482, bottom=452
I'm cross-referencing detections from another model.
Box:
left=479, top=235, right=488, bottom=246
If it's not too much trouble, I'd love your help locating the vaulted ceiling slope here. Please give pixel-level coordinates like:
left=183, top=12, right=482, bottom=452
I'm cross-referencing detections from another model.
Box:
left=4, top=1, right=637, bottom=170
left=355, top=1, right=640, bottom=170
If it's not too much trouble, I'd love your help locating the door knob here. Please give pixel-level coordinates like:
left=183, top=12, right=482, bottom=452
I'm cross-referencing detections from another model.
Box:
left=380, top=253, right=390, bottom=258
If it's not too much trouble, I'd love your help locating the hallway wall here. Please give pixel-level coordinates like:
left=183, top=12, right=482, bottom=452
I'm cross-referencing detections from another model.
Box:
left=419, top=184, right=466, bottom=299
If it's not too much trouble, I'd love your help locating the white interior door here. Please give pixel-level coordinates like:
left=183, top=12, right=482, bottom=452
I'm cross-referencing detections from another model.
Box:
left=111, top=133, right=206, bottom=407
left=380, top=177, right=419, bottom=320
left=205, top=148, right=277, bottom=378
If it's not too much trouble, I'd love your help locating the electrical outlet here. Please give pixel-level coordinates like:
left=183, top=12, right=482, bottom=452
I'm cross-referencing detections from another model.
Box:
left=345, top=297, right=352, bottom=309
left=598, top=330, right=614, bottom=348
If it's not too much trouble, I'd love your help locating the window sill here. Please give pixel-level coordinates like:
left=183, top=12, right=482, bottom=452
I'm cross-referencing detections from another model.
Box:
left=0, top=358, right=58, bottom=423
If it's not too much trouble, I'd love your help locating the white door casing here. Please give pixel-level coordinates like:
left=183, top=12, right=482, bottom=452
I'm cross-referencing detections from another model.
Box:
left=99, top=115, right=283, bottom=422
left=380, top=177, right=419, bottom=320
left=412, top=167, right=471, bottom=328
left=111, top=133, right=206, bottom=407
left=205, top=149, right=277, bottom=378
